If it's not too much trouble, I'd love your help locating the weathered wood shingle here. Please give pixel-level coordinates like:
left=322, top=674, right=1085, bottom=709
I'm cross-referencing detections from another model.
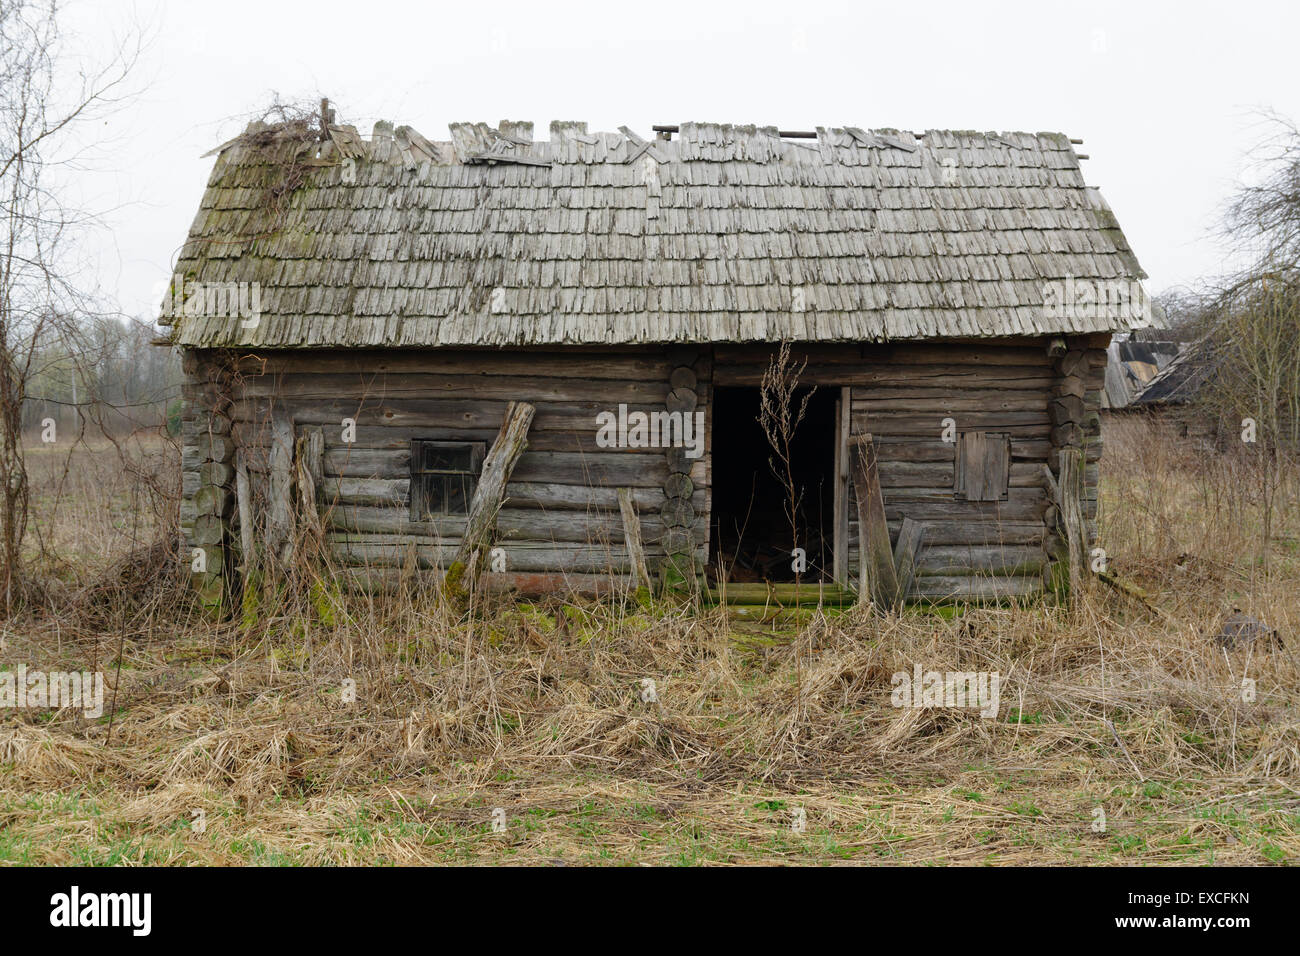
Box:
left=163, top=120, right=1149, bottom=347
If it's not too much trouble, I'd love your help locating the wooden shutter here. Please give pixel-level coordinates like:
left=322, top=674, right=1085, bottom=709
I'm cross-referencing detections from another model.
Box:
left=953, top=432, right=1010, bottom=501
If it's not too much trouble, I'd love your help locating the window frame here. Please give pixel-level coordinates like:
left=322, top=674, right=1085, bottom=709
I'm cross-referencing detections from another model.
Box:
left=408, top=439, right=486, bottom=520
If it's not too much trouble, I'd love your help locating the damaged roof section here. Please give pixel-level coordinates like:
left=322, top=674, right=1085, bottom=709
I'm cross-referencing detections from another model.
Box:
left=164, top=118, right=1150, bottom=349
left=1132, top=337, right=1217, bottom=405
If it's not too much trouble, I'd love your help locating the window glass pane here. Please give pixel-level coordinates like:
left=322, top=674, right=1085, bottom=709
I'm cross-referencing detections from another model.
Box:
left=421, top=443, right=473, bottom=473
left=444, top=475, right=471, bottom=514
left=423, top=474, right=446, bottom=516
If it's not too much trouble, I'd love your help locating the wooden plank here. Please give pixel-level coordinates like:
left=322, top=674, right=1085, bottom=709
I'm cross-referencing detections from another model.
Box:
left=618, top=488, right=651, bottom=589
left=833, top=387, right=850, bottom=584
left=235, top=448, right=253, bottom=565
left=916, top=545, right=1044, bottom=576
left=910, top=575, right=1043, bottom=602
left=879, top=460, right=1037, bottom=488
left=885, top=519, right=1042, bottom=547
left=892, top=517, right=926, bottom=602
left=850, top=433, right=899, bottom=607
left=267, top=413, right=295, bottom=563
left=1058, top=447, right=1086, bottom=595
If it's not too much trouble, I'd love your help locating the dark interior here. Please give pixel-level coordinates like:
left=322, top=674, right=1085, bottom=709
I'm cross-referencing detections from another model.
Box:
left=708, top=385, right=837, bottom=583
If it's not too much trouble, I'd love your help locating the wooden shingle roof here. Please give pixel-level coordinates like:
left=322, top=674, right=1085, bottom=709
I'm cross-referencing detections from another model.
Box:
left=162, top=119, right=1149, bottom=348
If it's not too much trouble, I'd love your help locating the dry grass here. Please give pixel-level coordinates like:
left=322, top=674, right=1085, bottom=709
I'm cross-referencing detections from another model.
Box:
left=1, top=419, right=1298, bottom=866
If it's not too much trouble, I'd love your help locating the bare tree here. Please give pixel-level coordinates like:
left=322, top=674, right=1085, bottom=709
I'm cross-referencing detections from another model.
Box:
left=758, top=341, right=815, bottom=581
left=0, top=0, right=139, bottom=610
left=1199, top=114, right=1300, bottom=574
left=1223, top=111, right=1300, bottom=275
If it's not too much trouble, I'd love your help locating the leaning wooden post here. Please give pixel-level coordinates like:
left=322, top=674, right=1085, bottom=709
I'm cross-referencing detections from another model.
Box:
left=447, top=401, right=536, bottom=601
left=850, top=433, right=899, bottom=608
left=618, top=487, right=652, bottom=593
left=891, top=516, right=926, bottom=610
left=267, top=414, right=296, bottom=567
left=294, top=425, right=325, bottom=548
left=1058, top=448, right=1086, bottom=594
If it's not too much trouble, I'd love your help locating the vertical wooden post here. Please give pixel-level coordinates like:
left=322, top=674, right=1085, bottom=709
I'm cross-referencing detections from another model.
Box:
left=618, top=487, right=651, bottom=591
left=832, top=386, right=850, bottom=584
left=1058, top=447, right=1086, bottom=595
left=267, top=413, right=295, bottom=565
left=235, top=448, right=253, bottom=565
left=295, top=425, right=325, bottom=546
left=850, top=433, right=899, bottom=608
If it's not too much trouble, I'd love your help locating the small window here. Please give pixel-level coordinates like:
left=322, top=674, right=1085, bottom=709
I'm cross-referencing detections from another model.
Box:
left=953, top=431, right=1010, bottom=502
left=410, top=440, right=485, bottom=518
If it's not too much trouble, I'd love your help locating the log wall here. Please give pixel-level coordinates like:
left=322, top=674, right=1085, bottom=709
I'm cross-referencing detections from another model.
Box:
left=180, top=336, right=1108, bottom=602
left=713, top=336, right=1108, bottom=602
left=182, top=347, right=711, bottom=590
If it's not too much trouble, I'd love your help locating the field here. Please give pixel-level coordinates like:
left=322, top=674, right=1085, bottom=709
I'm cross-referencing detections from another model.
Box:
left=1, top=420, right=1298, bottom=866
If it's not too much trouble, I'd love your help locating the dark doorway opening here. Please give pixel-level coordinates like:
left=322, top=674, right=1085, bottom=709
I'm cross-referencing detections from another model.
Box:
left=708, top=385, right=837, bottom=584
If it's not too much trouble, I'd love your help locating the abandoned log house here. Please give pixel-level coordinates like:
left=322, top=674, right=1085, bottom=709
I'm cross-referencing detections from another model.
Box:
left=162, top=118, right=1151, bottom=608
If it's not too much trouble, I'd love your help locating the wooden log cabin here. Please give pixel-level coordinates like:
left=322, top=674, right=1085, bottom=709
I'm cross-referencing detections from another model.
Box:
left=160, top=118, right=1151, bottom=608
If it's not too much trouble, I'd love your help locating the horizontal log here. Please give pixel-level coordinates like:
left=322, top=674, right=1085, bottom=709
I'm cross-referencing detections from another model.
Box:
left=851, top=412, right=1049, bottom=435
left=336, top=567, right=635, bottom=599
left=263, top=421, right=672, bottom=454
left=318, top=478, right=700, bottom=514
left=909, top=575, right=1043, bottom=602
left=713, top=342, right=1052, bottom=367
left=854, top=392, right=1049, bottom=412
left=870, top=438, right=1051, bottom=463
left=883, top=519, right=1043, bottom=547
left=329, top=538, right=704, bottom=573
left=876, top=461, right=1041, bottom=488
left=327, top=504, right=704, bottom=545
left=231, top=399, right=692, bottom=436
left=240, top=372, right=671, bottom=405
left=321, top=447, right=675, bottom=486
left=238, top=350, right=671, bottom=380
left=881, top=494, right=1046, bottom=522
left=722, top=365, right=1053, bottom=388
left=708, top=582, right=858, bottom=606
left=916, top=545, right=1045, bottom=576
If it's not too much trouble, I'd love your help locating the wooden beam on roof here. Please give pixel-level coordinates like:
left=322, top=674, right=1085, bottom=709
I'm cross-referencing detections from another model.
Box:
left=465, top=151, right=549, bottom=166
left=650, top=124, right=818, bottom=139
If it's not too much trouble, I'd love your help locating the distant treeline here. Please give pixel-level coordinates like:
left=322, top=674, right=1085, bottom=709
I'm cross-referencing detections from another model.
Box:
left=21, top=317, right=181, bottom=439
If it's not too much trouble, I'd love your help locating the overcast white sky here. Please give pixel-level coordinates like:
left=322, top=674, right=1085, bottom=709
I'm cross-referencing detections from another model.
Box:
left=59, top=0, right=1300, bottom=319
